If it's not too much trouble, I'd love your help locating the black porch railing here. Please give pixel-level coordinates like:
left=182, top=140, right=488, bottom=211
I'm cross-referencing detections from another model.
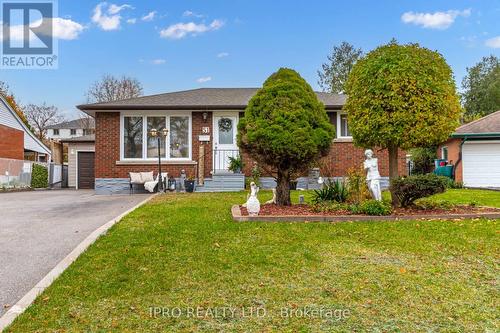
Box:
left=213, top=148, right=240, bottom=173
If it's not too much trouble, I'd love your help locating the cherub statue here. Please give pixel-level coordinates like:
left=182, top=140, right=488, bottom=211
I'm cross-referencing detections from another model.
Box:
left=245, top=182, right=261, bottom=216
left=363, top=149, right=382, bottom=201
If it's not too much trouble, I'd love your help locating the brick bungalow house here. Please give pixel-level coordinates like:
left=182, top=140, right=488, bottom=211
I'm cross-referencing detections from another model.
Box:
left=78, top=88, right=407, bottom=194
left=437, top=110, right=500, bottom=188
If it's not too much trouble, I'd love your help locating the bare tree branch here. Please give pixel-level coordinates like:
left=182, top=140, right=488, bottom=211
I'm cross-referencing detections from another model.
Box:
left=24, top=103, right=64, bottom=140
left=77, top=111, right=95, bottom=133
left=86, top=74, right=143, bottom=103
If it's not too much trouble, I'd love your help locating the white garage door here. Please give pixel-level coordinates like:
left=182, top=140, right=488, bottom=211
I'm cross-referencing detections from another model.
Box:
left=462, top=141, right=500, bottom=188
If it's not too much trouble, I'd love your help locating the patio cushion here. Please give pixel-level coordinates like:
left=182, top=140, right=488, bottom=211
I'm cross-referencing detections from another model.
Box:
left=140, top=171, right=154, bottom=182
left=154, top=172, right=168, bottom=182
left=129, top=172, right=142, bottom=184
left=144, top=180, right=158, bottom=193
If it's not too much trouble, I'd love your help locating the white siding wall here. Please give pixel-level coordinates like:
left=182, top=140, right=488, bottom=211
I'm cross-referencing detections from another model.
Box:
left=47, top=128, right=85, bottom=140
left=0, top=98, right=49, bottom=154
left=67, top=142, right=95, bottom=187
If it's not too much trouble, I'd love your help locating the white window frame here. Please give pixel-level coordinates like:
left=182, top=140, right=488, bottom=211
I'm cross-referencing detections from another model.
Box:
left=337, top=112, right=352, bottom=138
left=120, top=112, right=192, bottom=161
left=441, top=146, right=448, bottom=160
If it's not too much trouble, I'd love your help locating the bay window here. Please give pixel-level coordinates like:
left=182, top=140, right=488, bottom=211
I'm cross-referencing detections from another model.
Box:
left=170, top=116, right=189, bottom=158
left=123, top=116, right=143, bottom=158
left=147, top=117, right=166, bottom=158
left=121, top=114, right=191, bottom=160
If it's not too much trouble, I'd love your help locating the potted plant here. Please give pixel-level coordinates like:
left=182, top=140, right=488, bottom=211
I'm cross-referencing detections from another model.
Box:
left=228, top=155, right=244, bottom=173
left=184, top=176, right=196, bottom=193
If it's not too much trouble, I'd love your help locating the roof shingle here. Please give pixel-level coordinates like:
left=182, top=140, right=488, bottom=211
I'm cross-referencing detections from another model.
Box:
left=47, top=118, right=95, bottom=129
left=454, top=110, right=500, bottom=135
left=77, top=88, right=346, bottom=111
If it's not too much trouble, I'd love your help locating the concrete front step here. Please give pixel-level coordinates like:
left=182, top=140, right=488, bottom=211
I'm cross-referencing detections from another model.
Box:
left=195, top=174, right=245, bottom=192
left=195, top=187, right=243, bottom=192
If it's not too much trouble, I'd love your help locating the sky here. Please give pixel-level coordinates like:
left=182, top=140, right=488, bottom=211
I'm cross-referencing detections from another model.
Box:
left=2, top=0, right=499, bottom=119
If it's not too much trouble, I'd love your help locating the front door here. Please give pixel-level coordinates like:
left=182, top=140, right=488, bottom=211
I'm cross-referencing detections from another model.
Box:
left=213, top=114, right=238, bottom=173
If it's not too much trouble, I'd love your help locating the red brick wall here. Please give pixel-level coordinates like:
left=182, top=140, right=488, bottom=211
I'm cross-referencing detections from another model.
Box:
left=0, top=124, right=24, bottom=160
left=320, top=141, right=407, bottom=177
left=437, top=138, right=462, bottom=181
left=96, top=112, right=407, bottom=179
left=241, top=140, right=407, bottom=177
left=95, top=112, right=214, bottom=179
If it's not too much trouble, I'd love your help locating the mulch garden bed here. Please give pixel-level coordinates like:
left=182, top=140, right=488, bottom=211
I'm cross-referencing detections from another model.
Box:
left=240, top=204, right=500, bottom=217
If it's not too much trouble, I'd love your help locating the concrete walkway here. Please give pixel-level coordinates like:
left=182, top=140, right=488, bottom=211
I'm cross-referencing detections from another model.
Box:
left=0, top=189, right=150, bottom=316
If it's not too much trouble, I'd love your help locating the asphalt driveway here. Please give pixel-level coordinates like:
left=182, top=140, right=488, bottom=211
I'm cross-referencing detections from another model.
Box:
left=0, top=190, right=150, bottom=316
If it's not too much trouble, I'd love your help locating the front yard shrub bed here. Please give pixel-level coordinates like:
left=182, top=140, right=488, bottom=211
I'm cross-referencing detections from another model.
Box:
left=240, top=203, right=500, bottom=217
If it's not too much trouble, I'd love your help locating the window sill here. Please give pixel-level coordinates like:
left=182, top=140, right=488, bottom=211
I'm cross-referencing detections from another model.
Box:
left=116, top=160, right=197, bottom=165
left=333, top=137, right=353, bottom=143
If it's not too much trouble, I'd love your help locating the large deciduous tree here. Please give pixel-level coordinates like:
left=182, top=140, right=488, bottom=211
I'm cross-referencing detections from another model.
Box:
left=461, top=55, right=500, bottom=121
left=86, top=74, right=143, bottom=103
left=344, top=42, right=461, bottom=206
left=238, top=68, right=335, bottom=206
left=24, top=103, right=64, bottom=140
left=318, top=41, right=363, bottom=93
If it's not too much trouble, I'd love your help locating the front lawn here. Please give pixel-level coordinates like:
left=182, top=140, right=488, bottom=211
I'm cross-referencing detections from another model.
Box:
left=7, top=190, right=500, bottom=332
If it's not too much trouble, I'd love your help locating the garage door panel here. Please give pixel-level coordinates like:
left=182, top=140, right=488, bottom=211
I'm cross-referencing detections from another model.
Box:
left=463, top=142, right=500, bottom=188
left=78, top=152, right=95, bottom=189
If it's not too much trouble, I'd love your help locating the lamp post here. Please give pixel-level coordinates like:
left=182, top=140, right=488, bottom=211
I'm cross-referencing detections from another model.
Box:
left=150, top=128, right=169, bottom=192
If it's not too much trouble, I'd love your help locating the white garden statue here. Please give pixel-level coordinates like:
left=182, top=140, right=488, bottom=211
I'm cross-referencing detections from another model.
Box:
left=245, top=182, right=261, bottom=216
left=364, top=149, right=382, bottom=201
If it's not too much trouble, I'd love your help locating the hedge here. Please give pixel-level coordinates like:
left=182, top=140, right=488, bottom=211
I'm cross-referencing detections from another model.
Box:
left=31, top=163, right=48, bottom=188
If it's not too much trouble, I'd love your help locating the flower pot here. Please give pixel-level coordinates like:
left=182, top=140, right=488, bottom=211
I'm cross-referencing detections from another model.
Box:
left=184, top=180, right=195, bottom=193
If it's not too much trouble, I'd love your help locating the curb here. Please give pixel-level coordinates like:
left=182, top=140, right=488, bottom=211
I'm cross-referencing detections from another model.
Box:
left=0, top=194, right=157, bottom=332
left=231, top=205, right=500, bottom=222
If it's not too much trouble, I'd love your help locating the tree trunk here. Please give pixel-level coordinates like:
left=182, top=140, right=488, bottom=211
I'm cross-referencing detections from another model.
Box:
left=388, top=143, right=400, bottom=207
left=275, top=169, right=291, bottom=206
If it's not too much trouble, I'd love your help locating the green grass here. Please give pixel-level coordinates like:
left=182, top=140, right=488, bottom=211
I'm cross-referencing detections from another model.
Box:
left=382, top=188, right=500, bottom=208
left=6, top=190, right=500, bottom=332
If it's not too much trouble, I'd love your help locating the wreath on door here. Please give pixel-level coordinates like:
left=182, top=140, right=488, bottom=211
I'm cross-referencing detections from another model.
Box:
left=218, top=118, right=232, bottom=132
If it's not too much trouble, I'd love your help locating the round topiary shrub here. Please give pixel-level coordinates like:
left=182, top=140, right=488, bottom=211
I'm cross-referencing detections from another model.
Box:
left=31, top=163, right=48, bottom=188
left=390, top=174, right=447, bottom=208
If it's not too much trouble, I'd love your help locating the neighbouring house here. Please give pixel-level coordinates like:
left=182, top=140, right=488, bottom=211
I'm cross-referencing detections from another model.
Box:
left=46, top=118, right=95, bottom=140
left=60, top=135, right=95, bottom=189
left=77, top=88, right=407, bottom=194
left=0, top=95, right=51, bottom=162
left=438, top=110, right=500, bottom=188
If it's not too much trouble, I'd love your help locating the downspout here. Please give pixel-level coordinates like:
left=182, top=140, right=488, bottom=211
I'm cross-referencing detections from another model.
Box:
left=454, top=137, right=468, bottom=181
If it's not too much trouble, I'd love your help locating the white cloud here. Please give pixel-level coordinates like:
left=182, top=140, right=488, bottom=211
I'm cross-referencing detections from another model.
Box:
left=183, top=10, right=204, bottom=18
left=401, top=9, right=471, bottom=29
left=92, top=2, right=133, bottom=31
left=151, top=59, right=166, bottom=65
left=127, top=18, right=137, bottom=24
left=141, top=11, right=157, bottom=22
left=216, top=52, right=229, bottom=58
left=196, top=76, right=212, bottom=83
left=160, top=19, right=224, bottom=39
left=108, top=4, right=133, bottom=15
left=485, top=36, right=500, bottom=48
left=0, top=17, right=84, bottom=41
left=51, top=18, right=85, bottom=40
